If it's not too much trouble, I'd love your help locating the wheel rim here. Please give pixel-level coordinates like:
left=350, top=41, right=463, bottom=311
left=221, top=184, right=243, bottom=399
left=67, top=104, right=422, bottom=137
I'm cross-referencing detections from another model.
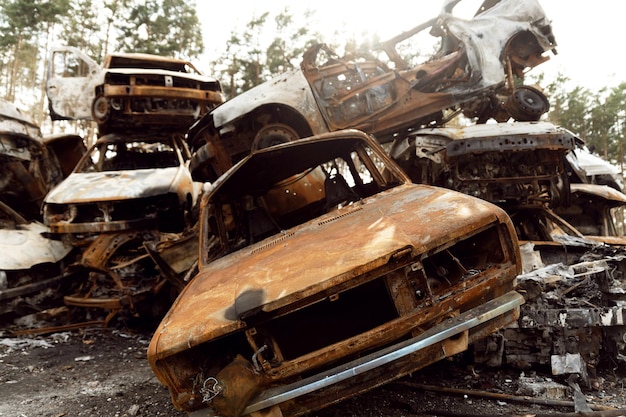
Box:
left=504, top=86, right=549, bottom=122
left=252, top=123, right=300, bottom=150
left=92, top=95, right=110, bottom=123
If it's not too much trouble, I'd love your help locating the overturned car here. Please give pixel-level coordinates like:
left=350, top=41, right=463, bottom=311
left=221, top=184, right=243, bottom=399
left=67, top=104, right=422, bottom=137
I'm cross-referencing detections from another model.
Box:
left=188, top=0, right=556, bottom=182
left=46, top=47, right=225, bottom=133
left=148, top=130, right=524, bottom=417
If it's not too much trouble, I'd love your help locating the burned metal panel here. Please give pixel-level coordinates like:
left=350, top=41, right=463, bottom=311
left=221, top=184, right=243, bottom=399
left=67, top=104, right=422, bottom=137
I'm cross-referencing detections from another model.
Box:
left=0, top=200, right=74, bottom=318
left=148, top=130, right=522, bottom=416
left=570, top=147, right=624, bottom=191
left=43, top=134, right=87, bottom=177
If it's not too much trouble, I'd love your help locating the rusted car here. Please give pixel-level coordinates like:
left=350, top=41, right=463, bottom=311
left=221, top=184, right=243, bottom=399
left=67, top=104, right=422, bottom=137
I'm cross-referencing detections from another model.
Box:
left=0, top=200, right=75, bottom=323
left=42, top=132, right=201, bottom=241
left=148, top=129, right=523, bottom=417
left=45, top=47, right=225, bottom=133
left=188, top=0, right=556, bottom=182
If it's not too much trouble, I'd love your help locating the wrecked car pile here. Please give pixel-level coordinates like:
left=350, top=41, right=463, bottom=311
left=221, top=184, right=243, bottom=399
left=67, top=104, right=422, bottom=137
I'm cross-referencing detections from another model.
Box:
left=0, top=100, right=82, bottom=328
left=187, top=0, right=557, bottom=182
left=4, top=0, right=626, bottom=415
left=9, top=49, right=224, bottom=328
left=388, top=118, right=626, bottom=382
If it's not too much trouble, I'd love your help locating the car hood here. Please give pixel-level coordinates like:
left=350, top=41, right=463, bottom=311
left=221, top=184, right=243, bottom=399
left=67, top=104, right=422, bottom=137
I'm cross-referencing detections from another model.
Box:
left=0, top=222, right=72, bottom=270
left=45, top=167, right=180, bottom=204
left=105, top=68, right=219, bottom=84
left=151, top=184, right=513, bottom=358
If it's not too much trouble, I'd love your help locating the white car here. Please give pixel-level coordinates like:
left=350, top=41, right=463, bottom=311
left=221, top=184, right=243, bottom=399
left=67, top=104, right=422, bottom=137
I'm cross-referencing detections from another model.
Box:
left=43, top=132, right=200, bottom=239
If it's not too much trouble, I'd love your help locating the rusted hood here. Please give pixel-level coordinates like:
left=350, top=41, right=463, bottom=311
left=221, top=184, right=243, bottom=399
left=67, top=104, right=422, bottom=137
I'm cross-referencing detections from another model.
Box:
left=45, top=167, right=181, bottom=204
left=151, top=184, right=509, bottom=359
left=0, top=222, right=72, bottom=270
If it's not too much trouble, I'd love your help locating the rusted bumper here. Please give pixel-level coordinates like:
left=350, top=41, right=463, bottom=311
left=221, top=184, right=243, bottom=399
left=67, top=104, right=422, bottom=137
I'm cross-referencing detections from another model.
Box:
left=47, top=218, right=152, bottom=235
left=103, top=84, right=224, bottom=103
left=191, top=291, right=524, bottom=417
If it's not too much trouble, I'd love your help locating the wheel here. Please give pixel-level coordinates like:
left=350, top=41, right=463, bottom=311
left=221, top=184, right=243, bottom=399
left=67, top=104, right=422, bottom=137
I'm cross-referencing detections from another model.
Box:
left=92, top=94, right=110, bottom=124
left=252, top=123, right=300, bottom=150
left=504, top=86, right=550, bottom=122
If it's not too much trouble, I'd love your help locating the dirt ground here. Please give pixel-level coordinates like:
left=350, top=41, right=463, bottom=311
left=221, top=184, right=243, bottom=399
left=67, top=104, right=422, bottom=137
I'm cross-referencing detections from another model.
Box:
left=1, top=322, right=626, bottom=417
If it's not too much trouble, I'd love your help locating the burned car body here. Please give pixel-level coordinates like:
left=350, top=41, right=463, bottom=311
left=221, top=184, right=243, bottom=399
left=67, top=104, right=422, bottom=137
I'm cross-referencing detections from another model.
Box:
left=43, top=132, right=200, bottom=240
left=0, top=100, right=69, bottom=220
left=188, top=0, right=556, bottom=182
left=46, top=47, right=225, bottom=133
left=390, top=121, right=577, bottom=208
left=59, top=227, right=198, bottom=325
left=148, top=130, right=523, bottom=417
left=0, top=200, right=74, bottom=321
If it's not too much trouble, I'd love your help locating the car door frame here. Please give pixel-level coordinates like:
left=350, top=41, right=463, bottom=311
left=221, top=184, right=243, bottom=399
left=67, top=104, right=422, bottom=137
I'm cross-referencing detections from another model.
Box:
left=46, top=46, right=101, bottom=121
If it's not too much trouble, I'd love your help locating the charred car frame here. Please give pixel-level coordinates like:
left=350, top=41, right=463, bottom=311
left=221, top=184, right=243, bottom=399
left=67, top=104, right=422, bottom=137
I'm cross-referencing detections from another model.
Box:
left=42, top=132, right=200, bottom=240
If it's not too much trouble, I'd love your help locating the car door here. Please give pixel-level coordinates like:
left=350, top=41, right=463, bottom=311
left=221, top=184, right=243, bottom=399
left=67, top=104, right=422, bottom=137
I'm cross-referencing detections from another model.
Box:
left=46, top=47, right=101, bottom=121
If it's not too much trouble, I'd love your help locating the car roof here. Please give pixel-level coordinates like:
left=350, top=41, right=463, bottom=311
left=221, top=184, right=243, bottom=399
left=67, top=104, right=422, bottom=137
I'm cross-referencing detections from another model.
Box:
left=209, top=130, right=409, bottom=199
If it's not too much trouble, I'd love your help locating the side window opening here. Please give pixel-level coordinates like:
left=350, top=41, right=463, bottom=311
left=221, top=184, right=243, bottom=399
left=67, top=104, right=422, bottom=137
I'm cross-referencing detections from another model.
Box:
left=52, top=51, right=91, bottom=78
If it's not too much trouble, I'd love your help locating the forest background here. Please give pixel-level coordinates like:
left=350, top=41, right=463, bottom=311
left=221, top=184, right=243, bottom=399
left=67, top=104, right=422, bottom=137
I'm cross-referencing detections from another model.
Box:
left=1, top=0, right=625, bottom=168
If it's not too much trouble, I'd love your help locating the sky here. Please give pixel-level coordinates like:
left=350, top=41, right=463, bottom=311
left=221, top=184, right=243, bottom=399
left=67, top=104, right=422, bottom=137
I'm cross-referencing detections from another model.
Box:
left=196, top=0, right=624, bottom=92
